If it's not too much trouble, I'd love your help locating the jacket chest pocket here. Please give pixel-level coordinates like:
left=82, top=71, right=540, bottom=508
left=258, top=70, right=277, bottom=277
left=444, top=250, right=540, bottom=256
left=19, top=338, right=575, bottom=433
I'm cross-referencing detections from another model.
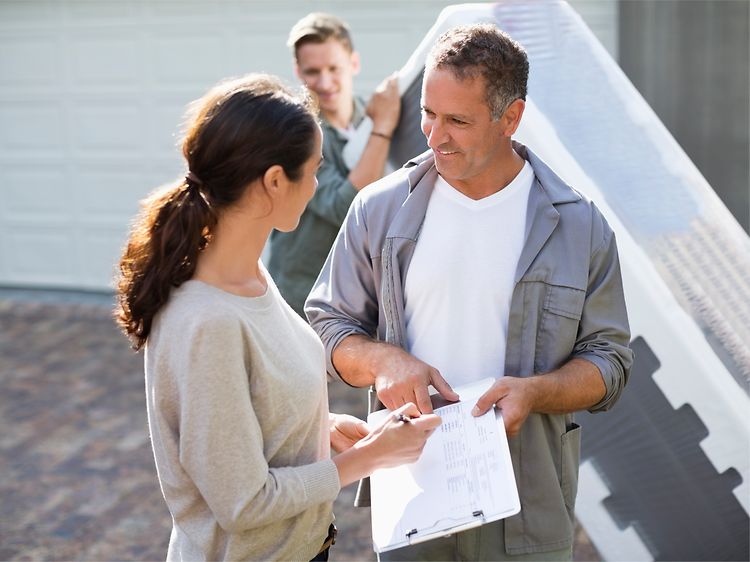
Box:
left=534, top=283, right=586, bottom=372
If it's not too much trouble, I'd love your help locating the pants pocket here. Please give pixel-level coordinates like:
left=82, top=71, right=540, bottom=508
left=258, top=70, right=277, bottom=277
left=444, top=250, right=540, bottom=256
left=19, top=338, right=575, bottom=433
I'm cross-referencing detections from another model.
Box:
left=560, top=423, right=581, bottom=514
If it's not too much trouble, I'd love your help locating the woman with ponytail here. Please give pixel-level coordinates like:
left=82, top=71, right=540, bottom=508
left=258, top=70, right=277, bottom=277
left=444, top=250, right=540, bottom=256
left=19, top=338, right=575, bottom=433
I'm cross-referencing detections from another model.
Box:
left=115, top=74, right=440, bottom=562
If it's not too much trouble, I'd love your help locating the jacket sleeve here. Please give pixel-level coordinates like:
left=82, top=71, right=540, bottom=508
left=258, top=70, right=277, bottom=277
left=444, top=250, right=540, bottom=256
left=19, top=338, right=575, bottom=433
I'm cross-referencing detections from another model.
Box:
left=175, top=315, right=340, bottom=532
left=303, top=142, right=359, bottom=227
left=306, top=194, right=381, bottom=381
left=574, top=205, right=634, bottom=413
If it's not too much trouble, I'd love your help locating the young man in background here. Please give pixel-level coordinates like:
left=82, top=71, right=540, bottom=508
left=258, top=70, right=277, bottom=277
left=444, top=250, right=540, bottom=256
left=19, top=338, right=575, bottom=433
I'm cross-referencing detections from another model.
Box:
left=268, top=13, right=401, bottom=316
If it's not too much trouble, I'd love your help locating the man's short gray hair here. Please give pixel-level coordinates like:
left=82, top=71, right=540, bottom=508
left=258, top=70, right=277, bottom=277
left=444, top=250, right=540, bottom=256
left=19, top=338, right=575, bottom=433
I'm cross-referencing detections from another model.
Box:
left=426, top=24, right=529, bottom=120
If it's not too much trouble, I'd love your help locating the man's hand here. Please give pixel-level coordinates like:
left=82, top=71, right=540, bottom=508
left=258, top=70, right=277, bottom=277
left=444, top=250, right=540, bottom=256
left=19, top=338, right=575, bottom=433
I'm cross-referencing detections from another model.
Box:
left=471, top=376, right=539, bottom=438
left=471, top=359, right=607, bottom=437
left=374, top=346, right=459, bottom=414
left=329, top=413, right=370, bottom=454
left=366, top=73, right=401, bottom=137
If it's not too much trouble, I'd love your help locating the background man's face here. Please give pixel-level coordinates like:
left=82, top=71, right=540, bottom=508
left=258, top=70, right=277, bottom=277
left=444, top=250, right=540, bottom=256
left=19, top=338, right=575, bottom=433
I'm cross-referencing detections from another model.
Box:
left=421, top=66, right=509, bottom=196
left=295, top=38, right=360, bottom=120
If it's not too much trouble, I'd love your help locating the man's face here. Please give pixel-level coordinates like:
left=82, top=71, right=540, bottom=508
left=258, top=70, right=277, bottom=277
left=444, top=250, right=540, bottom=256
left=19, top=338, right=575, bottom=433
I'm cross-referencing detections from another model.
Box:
left=421, top=66, right=513, bottom=197
left=295, top=38, right=359, bottom=120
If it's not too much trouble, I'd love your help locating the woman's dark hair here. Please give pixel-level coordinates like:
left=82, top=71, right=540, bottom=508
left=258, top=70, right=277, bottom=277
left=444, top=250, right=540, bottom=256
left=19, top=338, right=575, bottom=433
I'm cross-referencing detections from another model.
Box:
left=115, top=73, right=318, bottom=350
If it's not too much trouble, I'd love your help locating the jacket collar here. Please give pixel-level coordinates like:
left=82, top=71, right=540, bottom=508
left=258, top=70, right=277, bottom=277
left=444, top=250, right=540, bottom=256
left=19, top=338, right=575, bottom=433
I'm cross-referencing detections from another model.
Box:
left=513, top=141, right=580, bottom=282
left=512, top=141, right=580, bottom=205
left=402, top=142, right=581, bottom=205
left=387, top=155, right=437, bottom=241
left=390, top=142, right=581, bottom=254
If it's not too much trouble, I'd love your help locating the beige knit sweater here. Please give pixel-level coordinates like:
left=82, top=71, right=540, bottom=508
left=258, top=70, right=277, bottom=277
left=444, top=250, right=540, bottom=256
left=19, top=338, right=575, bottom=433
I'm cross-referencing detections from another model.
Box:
left=145, top=278, right=340, bottom=561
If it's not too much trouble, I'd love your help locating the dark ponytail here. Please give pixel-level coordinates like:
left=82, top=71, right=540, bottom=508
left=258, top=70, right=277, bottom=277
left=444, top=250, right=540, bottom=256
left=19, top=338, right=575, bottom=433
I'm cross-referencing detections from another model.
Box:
left=115, top=74, right=318, bottom=350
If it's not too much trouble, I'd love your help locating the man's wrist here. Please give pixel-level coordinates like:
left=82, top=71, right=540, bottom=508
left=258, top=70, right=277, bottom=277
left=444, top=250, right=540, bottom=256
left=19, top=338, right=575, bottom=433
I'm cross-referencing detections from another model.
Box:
left=521, top=373, right=546, bottom=413
left=333, top=334, right=384, bottom=387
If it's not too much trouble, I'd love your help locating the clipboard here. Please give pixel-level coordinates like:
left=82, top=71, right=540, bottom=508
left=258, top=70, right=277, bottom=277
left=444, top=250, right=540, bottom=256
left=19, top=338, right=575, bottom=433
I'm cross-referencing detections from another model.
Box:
left=366, top=378, right=520, bottom=553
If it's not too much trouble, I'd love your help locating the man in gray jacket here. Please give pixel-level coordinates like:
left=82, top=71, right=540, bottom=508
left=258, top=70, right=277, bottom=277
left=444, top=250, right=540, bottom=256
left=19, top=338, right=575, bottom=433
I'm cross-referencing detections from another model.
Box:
left=307, top=24, right=632, bottom=561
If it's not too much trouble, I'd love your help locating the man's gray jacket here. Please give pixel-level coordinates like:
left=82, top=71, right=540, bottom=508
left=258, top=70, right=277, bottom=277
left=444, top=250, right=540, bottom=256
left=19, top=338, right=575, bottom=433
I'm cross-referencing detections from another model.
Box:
left=306, top=143, right=633, bottom=555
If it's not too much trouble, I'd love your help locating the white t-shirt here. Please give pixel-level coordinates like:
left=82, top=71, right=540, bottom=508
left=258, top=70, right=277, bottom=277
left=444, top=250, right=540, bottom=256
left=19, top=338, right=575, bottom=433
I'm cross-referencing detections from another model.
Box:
left=404, top=161, right=534, bottom=388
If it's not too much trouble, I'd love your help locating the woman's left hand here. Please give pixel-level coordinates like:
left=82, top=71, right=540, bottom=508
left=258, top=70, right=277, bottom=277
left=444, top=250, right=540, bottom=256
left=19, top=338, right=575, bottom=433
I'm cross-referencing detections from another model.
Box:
left=330, top=413, right=370, bottom=453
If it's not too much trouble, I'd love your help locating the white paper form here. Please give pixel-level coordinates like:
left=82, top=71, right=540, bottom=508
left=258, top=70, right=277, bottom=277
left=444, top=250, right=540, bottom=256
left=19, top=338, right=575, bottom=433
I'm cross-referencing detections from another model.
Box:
left=367, top=378, right=520, bottom=553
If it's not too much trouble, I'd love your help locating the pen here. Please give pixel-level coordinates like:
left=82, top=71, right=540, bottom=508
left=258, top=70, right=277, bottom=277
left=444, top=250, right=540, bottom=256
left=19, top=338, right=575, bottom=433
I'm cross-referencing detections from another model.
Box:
left=395, top=413, right=412, bottom=424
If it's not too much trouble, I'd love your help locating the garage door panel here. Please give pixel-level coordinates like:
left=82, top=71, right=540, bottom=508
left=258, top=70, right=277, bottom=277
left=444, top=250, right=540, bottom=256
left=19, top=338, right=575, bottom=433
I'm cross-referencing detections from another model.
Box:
left=0, top=34, right=61, bottom=85
left=74, top=226, right=128, bottom=290
left=70, top=101, right=143, bottom=152
left=76, top=168, right=150, bottom=224
left=148, top=34, right=230, bottom=86
left=4, top=166, right=71, bottom=221
left=65, top=2, right=140, bottom=21
left=0, top=101, right=64, bottom=152
left=0, top=1, right=61, bottom=26
left=142, top=157, right=186, bottom=190
left=145, top=96, right=194, bottom=154
left=228, top=30, right=293, bottom=81
left=0, top=225, right=127, bottom=290
left=355, top=29, right=416, bottom=92
left=3, top=227, right=76, bottom=286
left=69, top=34, right=140, bottom=86
left=147, top=2, right=224, bottom=21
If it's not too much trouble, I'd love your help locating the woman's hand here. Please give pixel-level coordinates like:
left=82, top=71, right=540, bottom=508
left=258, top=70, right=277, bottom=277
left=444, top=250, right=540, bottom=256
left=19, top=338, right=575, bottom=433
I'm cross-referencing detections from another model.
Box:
left=329, top=413, right=370, bottom=453
left=332, top=403, right=442, bottom=487
left=361, top=403, right=442, bottom=469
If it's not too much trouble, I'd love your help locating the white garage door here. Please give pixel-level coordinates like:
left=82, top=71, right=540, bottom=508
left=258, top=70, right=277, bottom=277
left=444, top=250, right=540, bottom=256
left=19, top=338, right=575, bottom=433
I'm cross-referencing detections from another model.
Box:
left=0, top=0, right=615, bottom=292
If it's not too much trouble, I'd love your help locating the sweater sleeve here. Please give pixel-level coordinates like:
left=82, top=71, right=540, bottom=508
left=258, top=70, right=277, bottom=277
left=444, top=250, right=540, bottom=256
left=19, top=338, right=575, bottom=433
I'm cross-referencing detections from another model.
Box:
left=174, top=314, right=340, bottom=533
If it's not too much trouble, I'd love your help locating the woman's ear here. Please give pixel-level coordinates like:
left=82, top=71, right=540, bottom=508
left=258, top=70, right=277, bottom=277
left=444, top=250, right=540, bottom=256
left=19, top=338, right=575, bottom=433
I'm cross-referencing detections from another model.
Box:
left=262, top=164, right=288, bottom=198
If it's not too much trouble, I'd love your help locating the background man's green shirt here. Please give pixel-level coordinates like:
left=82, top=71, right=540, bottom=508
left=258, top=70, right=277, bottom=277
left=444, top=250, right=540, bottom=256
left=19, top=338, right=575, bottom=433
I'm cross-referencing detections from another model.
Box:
left=268, top=98, right=366, bottom=316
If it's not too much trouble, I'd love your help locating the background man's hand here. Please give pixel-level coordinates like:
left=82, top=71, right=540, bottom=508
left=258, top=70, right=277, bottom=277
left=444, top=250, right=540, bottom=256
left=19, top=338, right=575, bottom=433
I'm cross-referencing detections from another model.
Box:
left=374, top=346, right=459, bottom=413
left=472, top=376, right=538, bottom=437
left=366, top=73, right=401, bottom=136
